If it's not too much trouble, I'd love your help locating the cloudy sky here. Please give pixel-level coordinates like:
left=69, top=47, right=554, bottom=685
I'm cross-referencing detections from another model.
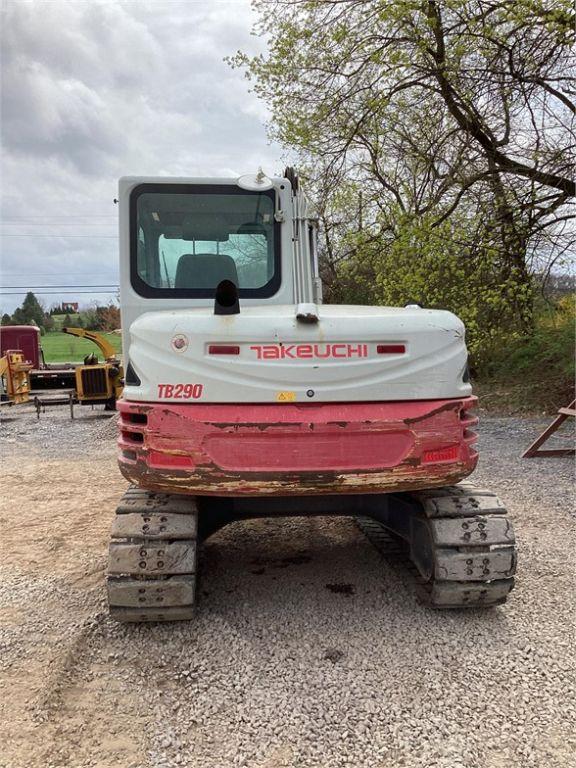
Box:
left=0, top=0, right=283, bottom=315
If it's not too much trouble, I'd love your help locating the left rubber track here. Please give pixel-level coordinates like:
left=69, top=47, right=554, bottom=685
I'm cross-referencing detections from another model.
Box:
left=107, top=488, right=198, bottom=622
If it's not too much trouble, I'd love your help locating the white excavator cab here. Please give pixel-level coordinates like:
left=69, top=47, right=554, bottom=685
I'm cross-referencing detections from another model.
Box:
left=118, top=170, right=320, bottom=349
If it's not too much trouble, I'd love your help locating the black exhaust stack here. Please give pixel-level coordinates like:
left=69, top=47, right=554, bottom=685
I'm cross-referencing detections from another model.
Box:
left=214, top=279, right=240, bottom=315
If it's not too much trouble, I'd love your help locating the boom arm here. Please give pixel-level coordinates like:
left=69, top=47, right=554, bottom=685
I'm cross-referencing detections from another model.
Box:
left=62, top=327, right=118, bottom=361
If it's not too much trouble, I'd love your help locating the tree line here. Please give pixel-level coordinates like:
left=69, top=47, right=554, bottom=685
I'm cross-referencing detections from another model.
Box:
left=1, top=292, right=120, bottom=334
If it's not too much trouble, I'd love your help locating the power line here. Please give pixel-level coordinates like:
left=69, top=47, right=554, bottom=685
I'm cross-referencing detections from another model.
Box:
left=2, top=272, right=119, bottom=276
left=1, top=234, right=118, bottom=238
left=0, top=290, right=119, bottom=295
left=2, top=222, right=116, bottom=226
left=1, top=215, right=116, bottom=220
left=2, top=285, right=118, bottom=289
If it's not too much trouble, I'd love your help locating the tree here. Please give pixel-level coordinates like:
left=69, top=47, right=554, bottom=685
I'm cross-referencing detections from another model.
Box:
left=235, top=1, right=574, bottom=196
left=80, top=308, right=97, bottom=330
left=63, top=313, right=73, bottom=328
left=1, top=314, right=12, bottom=326
left=21, top=292, right=45, bottom=326
left=81, top=303, right=120, bottom=331
left=94, top=304, right=121, bottom=332
left=233, top=0, right=575, bottom=348
left=11, top=307, right=26, bottom=325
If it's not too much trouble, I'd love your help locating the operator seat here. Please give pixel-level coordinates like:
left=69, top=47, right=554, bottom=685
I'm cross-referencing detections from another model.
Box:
left=175, top=253, right=239, bottom=289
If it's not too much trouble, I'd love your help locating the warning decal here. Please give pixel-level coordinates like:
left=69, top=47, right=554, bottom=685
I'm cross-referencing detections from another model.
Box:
left=276, top=391, right=297, bottom=402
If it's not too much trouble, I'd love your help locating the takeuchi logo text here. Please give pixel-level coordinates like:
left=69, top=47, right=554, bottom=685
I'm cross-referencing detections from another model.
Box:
left=250, top=343, right=368, bottom=359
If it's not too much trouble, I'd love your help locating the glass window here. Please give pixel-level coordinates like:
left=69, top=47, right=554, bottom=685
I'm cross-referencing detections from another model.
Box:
left=130, top=185, right=280, bottom=298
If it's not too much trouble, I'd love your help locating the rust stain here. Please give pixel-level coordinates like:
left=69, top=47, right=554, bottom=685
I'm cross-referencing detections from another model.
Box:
left=119, top=458, right=472, bottom=498
left=404, top=400, right=460, bottom=425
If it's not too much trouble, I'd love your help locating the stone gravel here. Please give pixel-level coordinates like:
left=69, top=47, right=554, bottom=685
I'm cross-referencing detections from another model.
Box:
left=0, top=405, right=574, bottom=768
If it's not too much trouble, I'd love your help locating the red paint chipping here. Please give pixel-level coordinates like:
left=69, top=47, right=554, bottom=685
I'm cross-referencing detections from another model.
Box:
left=117, top=397, right=478, bottom=497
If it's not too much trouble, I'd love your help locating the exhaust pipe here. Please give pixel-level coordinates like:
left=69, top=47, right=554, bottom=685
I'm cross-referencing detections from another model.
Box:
left=214, top=279, right=240, bottom=315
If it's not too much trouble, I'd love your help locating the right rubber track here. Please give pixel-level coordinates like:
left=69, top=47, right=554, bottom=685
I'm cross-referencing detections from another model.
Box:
left=358, top=481, right=517, bottom=608
left=107, top=487, right=198, bottom=622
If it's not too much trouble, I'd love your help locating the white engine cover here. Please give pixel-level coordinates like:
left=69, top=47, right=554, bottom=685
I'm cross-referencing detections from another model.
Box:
left=124, top=304, right=471, bottom=403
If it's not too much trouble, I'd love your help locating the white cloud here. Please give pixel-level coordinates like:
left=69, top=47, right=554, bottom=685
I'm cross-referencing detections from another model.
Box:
left=0, top=0, right=282, bottom=314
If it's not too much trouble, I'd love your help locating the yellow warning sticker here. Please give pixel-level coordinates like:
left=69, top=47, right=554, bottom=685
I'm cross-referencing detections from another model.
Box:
left=276, top=391, right=297, bottom=402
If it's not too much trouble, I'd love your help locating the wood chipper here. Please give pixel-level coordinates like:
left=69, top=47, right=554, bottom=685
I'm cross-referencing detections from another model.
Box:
left=62, top=327, right=123, bottom=410
left=107, top=169, right=517, bottom=622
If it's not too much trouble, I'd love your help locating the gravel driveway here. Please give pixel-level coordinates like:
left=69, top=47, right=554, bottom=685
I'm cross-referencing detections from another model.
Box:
left=0, top=405, right=574, bottom=768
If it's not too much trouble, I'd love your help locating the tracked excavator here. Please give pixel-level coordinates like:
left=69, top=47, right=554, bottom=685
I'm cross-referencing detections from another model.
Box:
left=107, top=169, right=517, bottom=622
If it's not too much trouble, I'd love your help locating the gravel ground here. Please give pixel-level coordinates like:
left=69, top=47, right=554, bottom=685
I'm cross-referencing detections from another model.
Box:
left=0, top=404, right=574, bottom=768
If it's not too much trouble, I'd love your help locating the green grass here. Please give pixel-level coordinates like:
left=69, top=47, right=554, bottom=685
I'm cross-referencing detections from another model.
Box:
left=41, top=331, right=122, bottom=363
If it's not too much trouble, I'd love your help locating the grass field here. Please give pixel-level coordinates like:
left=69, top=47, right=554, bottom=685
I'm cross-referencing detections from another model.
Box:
left=41, top=331, right=122, bottom=363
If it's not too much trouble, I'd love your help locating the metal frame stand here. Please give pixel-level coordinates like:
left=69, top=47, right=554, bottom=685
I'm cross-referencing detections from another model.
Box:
left=34, top=392, right=76, bottom=420
left=522, top=399, right=575, bottom=458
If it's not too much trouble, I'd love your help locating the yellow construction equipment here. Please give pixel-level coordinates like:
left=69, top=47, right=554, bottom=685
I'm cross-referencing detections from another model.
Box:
left=0, top=350, right=32, bottom=404
left=62, top=327, right=124, bottom=409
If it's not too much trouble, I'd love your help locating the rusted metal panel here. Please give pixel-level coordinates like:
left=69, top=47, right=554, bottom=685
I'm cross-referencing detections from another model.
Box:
left=117, top=397, right=478, bottom=497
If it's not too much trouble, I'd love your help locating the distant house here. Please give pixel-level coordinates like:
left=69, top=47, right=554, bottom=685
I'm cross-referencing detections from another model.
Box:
left=62, top=302, right=79, bottom=313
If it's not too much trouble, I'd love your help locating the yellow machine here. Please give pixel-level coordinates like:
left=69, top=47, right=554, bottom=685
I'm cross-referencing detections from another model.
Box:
left=62, top=327, right=124, bottom=409
left=0, top=350, right=32, bottom=404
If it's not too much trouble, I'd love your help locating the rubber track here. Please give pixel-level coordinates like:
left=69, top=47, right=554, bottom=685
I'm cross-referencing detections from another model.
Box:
left=357, top=481, right=517, bottom=609
left=107, top=487, right=198, bottom=623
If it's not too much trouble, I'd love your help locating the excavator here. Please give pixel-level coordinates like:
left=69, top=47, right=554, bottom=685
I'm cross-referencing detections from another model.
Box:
left=107, top=169, right=517, bottom=622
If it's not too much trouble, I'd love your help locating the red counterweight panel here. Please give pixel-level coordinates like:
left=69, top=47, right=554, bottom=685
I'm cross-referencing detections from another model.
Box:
left=117, top=398, right=478, bottom=497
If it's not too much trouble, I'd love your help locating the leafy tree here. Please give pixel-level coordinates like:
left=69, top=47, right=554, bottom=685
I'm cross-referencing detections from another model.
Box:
left=63, top=313, right=73, bottom=328
left=1, top=313, right=12, bottom=326
left=94, top=304, right=121, bottom=332
left=80, top=308, right=97, bottom=330
left=80, top=304, right=120, bottom=332
left=233, top=0, right=575, bottom=350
